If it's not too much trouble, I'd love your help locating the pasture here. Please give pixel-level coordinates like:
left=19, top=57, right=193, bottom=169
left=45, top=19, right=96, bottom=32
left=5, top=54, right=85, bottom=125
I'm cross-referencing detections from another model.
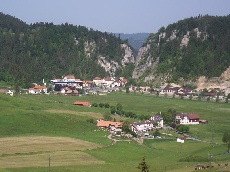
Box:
left=0, top=92, right=229, bottom=171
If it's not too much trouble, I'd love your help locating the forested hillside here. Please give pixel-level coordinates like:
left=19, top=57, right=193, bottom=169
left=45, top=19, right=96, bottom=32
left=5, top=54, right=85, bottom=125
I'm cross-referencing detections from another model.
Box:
left=0, top=13, right=134, bottom=88
left=133, top=15, right=230, bottom=85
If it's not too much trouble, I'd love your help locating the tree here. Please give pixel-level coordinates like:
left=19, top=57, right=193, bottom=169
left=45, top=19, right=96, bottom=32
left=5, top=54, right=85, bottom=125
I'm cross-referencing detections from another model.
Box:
left=154, top=130, right=161, bottom=137
left=122, top=121, right=131, bottom=133
left=116, top=103, right=123, bottom=112
left=137, top=157, right=150, bottom=172
left=178, top=125, right=190, bottom=133
left=222, top=131, right=230, bottom=153
left=103, top=112, right=112, bottom=121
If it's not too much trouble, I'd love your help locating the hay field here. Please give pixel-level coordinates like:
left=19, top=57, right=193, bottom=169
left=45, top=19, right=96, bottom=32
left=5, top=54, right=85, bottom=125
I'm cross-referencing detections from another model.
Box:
left=0, top=136, right=104, bottom=168
left=44, top=109, right=103, bottom=119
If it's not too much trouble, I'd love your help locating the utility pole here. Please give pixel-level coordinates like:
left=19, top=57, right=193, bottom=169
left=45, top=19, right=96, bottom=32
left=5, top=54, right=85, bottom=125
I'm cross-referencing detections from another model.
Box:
left=48, top=155, right=50, bottom=172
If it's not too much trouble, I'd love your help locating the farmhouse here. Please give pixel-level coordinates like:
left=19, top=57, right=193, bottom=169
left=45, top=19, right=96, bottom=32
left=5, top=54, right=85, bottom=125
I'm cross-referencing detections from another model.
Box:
left=160, top=85, right=180, bottom=96
left=29, top=85, right=47, bottom=94
left=73, top=101, right=91, bottom=107
left=176, top=113, right=200, bottom=125
left=131, top=114, right=164, bottom=134
left=97, top=119, right=123, bottom=131
left=150, top=114, right=164, bottom=128
left=131, top=120, right=154, bottom=133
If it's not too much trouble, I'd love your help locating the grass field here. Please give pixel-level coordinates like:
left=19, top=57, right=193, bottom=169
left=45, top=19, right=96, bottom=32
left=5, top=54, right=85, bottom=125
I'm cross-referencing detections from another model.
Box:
left=0, top=92, right=229, bottom=171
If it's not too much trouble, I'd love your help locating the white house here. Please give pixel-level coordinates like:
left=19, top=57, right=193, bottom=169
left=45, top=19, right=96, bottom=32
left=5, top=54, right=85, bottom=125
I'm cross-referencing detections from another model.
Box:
left=6, top=90, right=14, bottom=96
left=93, top=77, right=102, bottom=86
left=131, top=121, right=154, bottom=133
left=150, top=114, right=164, bottom=128
left=176, top=113, right=200, bottom=125
left=177, top=137, right=185, bottom=143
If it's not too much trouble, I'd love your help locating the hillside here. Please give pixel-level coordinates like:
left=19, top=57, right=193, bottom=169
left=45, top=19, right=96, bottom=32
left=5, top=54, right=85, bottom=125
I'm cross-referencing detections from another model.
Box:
left=133, top=15, right=230, bottom=86
left=0, top=12, right=135, bottom=88
left=114, top=33, right=149, bottom=56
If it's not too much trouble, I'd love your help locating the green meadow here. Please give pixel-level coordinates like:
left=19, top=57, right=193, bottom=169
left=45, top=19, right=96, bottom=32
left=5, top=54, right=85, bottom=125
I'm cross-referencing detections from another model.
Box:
left=0, top=92, right=229, bottom=172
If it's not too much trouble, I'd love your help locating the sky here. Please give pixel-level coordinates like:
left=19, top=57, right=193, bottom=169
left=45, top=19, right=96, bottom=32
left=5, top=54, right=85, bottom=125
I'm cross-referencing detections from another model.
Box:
left=1, top=0, right=230, bottom=34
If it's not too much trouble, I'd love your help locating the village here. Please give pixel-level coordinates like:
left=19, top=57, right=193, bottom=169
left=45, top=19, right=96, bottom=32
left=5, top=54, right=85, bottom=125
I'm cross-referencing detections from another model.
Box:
left=18, top=74, right=230, bottom=101
left=3, top=74, right=228, bottom=143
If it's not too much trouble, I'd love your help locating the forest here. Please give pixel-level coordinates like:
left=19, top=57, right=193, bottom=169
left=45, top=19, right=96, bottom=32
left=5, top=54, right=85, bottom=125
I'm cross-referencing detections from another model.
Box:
left=0, top=12, right=133, bottom=88
left=139, top=15, right=230, bottom=83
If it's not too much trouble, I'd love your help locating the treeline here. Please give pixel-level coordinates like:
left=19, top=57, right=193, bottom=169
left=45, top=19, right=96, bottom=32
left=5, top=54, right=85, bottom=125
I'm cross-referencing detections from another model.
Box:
left=143, top=15, right=230, bottom=82
left=0, top=12, right=133, bottom=88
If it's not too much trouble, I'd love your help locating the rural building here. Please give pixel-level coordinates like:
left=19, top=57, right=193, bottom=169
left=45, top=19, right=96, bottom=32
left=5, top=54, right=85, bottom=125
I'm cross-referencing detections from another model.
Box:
left=176, top=113, right=200, bottom=125
left=177, top=137, right=185, bottom=143
left=73, top=101, right=91, bottom=107
left=29, top=85, right=47, bottom=94
left=50, top=75, right=83, bottom=90
left=150, top=114, right=164, bottom=128
left=97, top=119, right=123, bottom=131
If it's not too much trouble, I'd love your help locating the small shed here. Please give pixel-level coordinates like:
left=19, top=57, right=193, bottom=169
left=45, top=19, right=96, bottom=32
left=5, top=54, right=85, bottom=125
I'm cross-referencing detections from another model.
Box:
left=73, top=101, right=91, bottom=107
left=177, top=137, right=184, bottom=143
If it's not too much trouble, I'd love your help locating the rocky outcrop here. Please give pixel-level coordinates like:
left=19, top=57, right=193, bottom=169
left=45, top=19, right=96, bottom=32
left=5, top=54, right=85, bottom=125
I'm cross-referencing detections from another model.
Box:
left=180, top=31, right=190, bottom=48
left=120, top=44, right=135, bottom=67
left=220, top=66, right=230, bottom=81
left=98, top=56, right=120, bottom=75
left=97, top=43, right=134, bottom=75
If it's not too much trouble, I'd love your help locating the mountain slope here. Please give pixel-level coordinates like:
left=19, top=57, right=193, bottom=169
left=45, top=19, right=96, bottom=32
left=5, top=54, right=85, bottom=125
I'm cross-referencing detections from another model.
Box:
left=133, top=15, right=230, bottom=85
left=115, top=33, right=149, bottom=56
left=0, top=13, right=135, bottom=87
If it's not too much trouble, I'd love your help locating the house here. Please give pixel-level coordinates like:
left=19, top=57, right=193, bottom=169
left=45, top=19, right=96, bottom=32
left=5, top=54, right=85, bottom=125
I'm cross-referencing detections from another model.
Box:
left=73, top=101, right=91, bottom=107
left=225, top=88, right=230, bottom=97
left=131, top=120, right=154, bottom=134
left=5, top=90, right=14, bottom=96
left=120, top=77, right=128, bottom=87
left=102, top=76, right=115, bottom=88
left=150, top=114, right=164, bottom=128
left=93, top=77, right=102, bottom=86
left=97, top=119, right=123, bottom=131
left=50, top=75, right=83, bottom=90
left=176, top=113, right=200, bottom=125
left=29, top=85, right=47, bottom=94
left=83, top=80, right=93, bottom=87
left=160, top=85, right=180, bottom=96
left=177, top=137, right=185, bottom=143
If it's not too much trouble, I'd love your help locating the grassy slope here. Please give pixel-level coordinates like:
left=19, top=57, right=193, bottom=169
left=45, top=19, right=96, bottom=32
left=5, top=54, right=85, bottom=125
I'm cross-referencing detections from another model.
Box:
left=0, top=93, right=229, bottom=171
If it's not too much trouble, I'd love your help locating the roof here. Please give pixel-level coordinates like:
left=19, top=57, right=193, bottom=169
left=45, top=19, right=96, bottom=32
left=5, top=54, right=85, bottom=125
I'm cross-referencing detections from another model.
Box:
left=163, top=85, right=180, bottom=91
left=177, top=113, right=200, bottom=119
left=187, top=114, right=200, bottom=119
left=93, top=77, right=101, bottom=80
left=34, top=85, right=46, bottom=89
left=97, top=120, right=123, bottom=128
left=73, top=101, right=91, bottom=106
left=64, top=75, right=75, bottom=79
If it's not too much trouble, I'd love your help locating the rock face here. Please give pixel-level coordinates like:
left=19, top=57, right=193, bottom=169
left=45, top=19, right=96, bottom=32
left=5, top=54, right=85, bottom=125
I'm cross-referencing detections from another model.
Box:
left=196, top=66, right=230, bottom=90
left=98, top=56, right=120, bottom=75
left=120, top=44, right=135, bottom=67
left=220, top=66, right=230, bottom=81
left=180, top=31, right=190, bottom=48
left=97, top=43, right=134, bottom=75
left=132, top=44, right=154, bottom=79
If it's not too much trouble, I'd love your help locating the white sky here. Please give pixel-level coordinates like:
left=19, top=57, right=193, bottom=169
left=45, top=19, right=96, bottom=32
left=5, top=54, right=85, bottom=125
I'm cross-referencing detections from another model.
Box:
left=1, top=0, right=230, bottom=33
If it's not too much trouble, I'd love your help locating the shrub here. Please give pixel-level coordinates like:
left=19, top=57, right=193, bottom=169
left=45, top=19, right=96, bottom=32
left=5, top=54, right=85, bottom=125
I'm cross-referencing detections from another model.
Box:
left=91, top=103, right=98, bottom=107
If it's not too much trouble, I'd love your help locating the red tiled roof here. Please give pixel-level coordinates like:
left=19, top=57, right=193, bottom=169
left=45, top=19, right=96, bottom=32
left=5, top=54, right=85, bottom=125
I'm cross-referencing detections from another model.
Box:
left=104, top=76, right=112, bottom=81
left=187, top=114, right=200, bottom=119
left=34, top=85, right=46, bottom=89
left=93, top=77, right=101, bottom=80
left=73, top=101, right=91, bottom=106
left=65, top=75, right=75, bottom=79
left=97, top=120, right=123, bottom=128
